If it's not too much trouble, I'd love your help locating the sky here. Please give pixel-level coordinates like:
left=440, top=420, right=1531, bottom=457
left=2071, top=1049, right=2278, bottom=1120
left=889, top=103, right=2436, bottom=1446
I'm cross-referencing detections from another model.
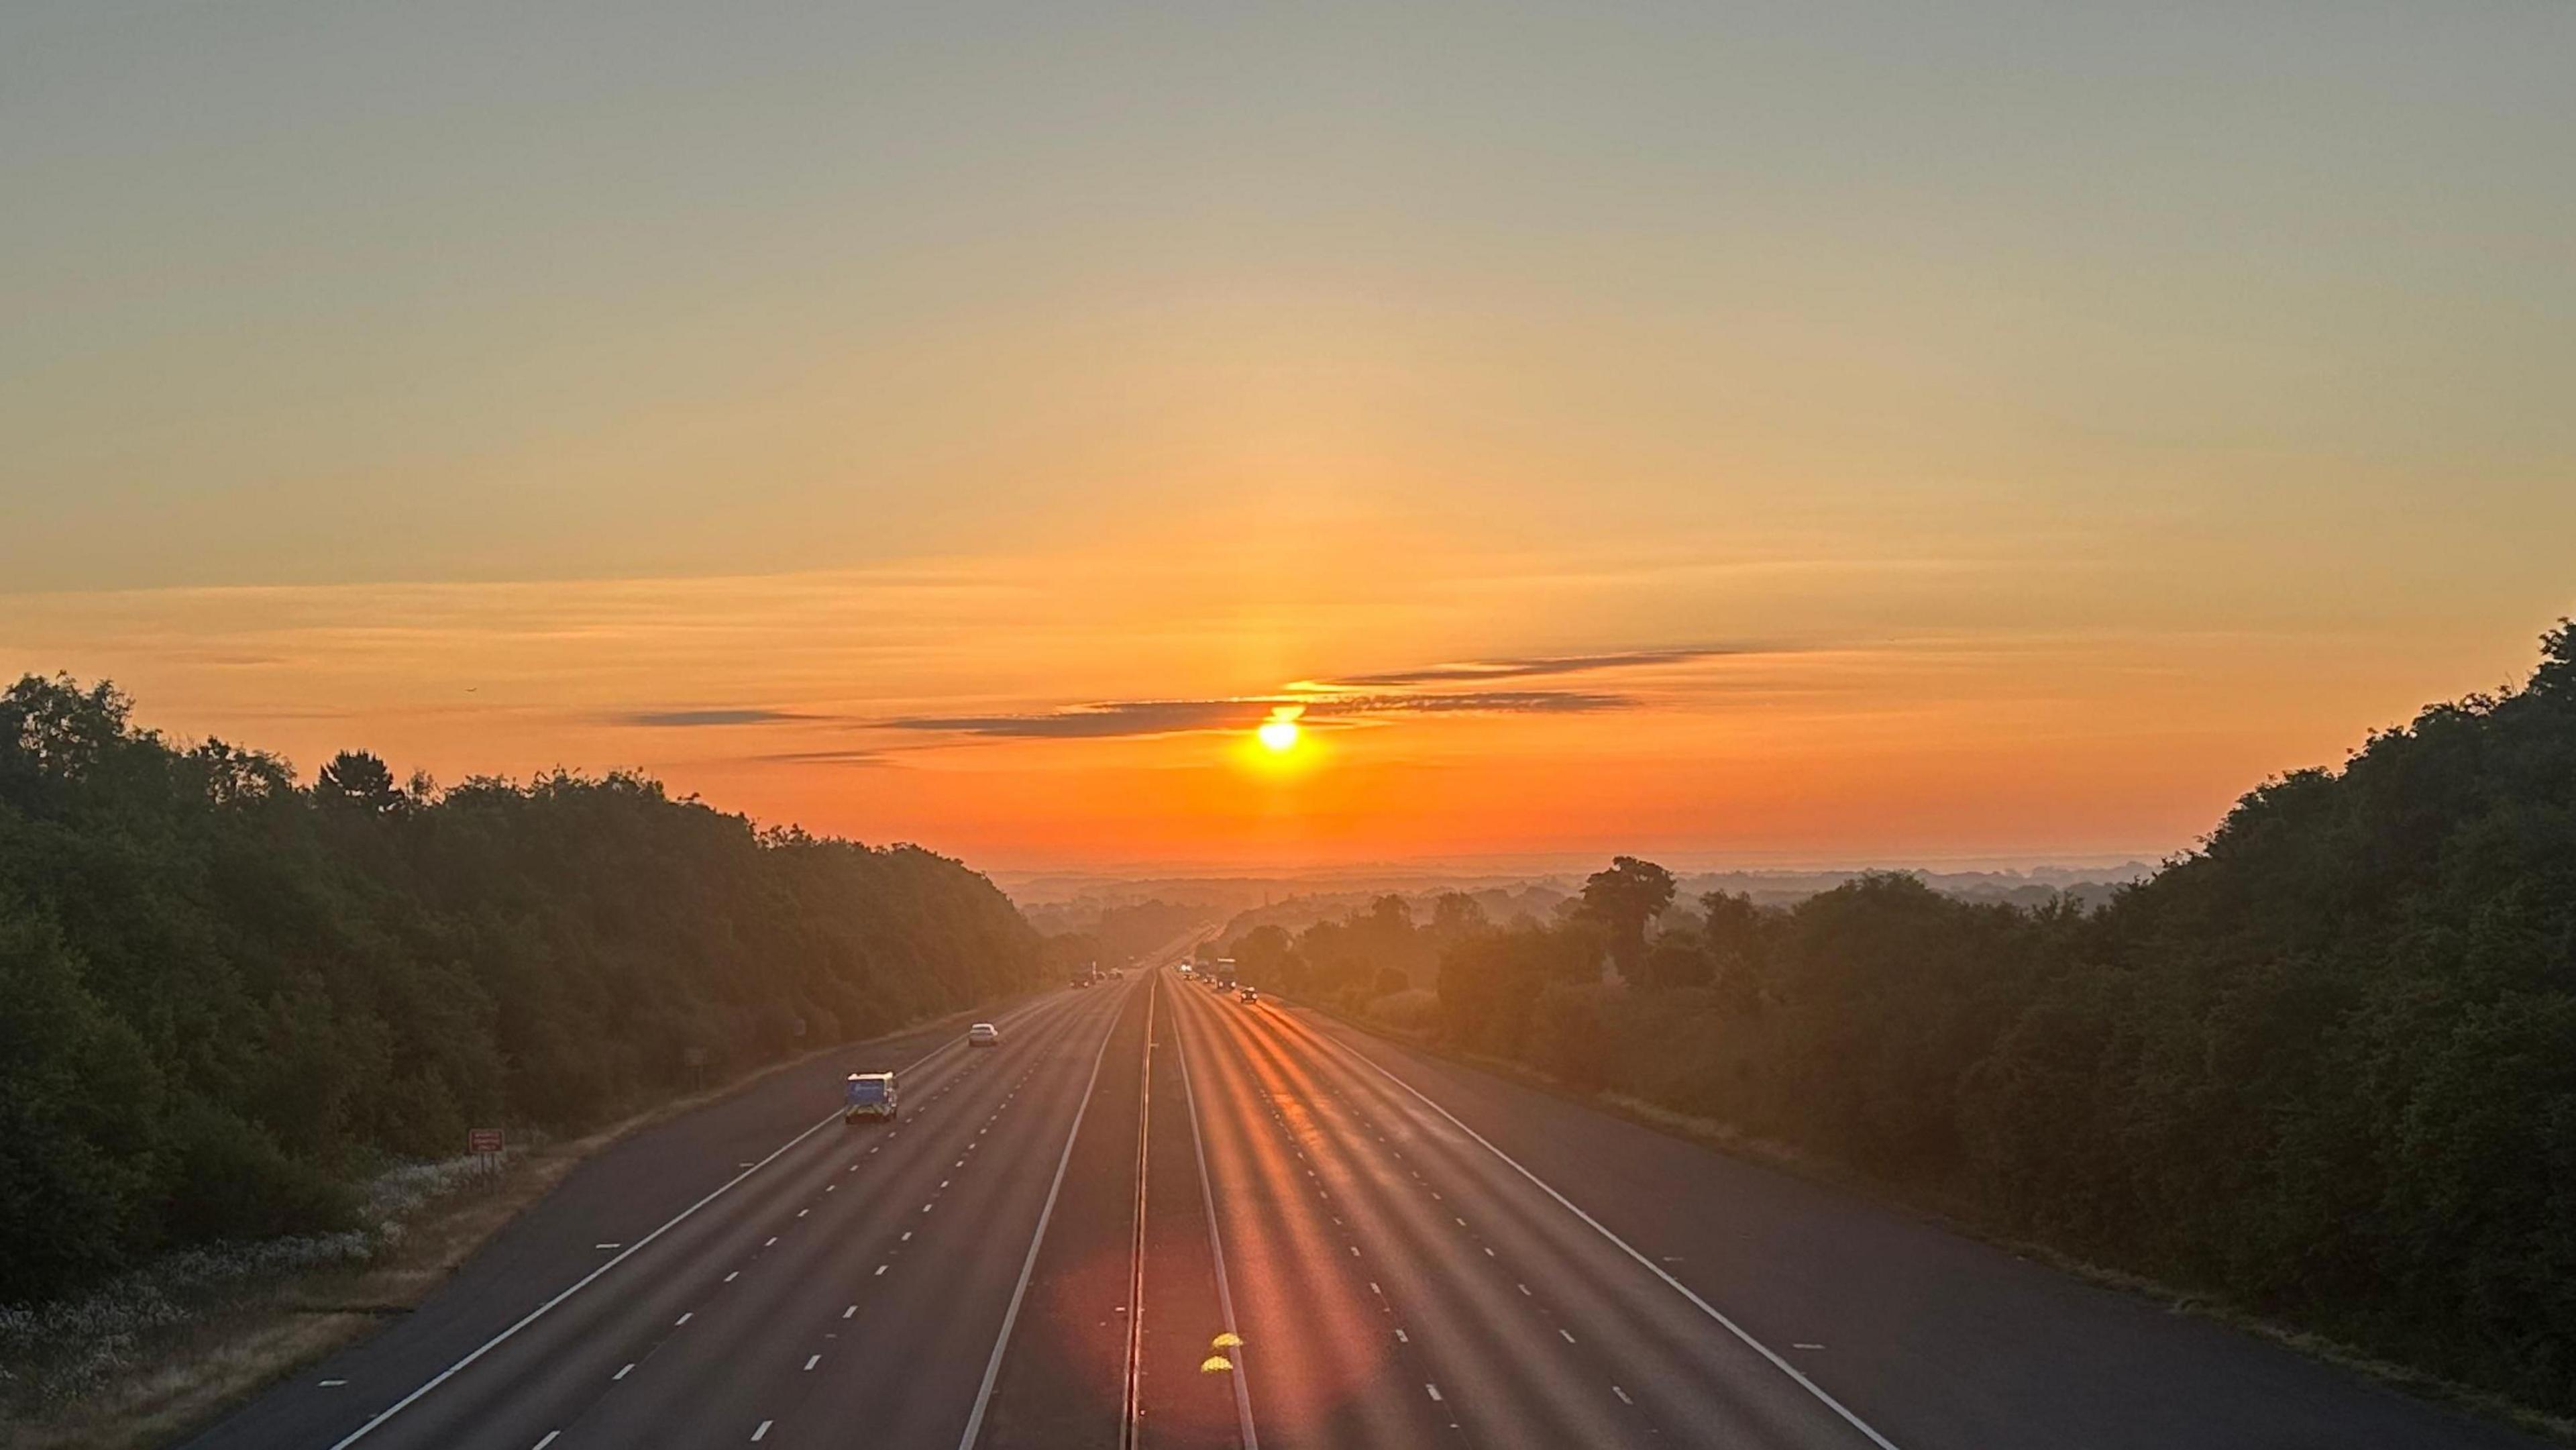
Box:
left=3, top=1, right=2571, bottom=873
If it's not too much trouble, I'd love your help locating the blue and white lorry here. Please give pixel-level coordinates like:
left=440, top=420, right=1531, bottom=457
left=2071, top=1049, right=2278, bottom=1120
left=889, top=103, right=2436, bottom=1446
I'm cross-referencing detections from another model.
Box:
left=843, top=1072, right=898, bottom=1124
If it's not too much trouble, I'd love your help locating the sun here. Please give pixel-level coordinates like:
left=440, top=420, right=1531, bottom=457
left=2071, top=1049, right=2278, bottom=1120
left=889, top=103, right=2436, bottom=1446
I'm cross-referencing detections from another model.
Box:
left=1257, top=717, right=1301, bottom=752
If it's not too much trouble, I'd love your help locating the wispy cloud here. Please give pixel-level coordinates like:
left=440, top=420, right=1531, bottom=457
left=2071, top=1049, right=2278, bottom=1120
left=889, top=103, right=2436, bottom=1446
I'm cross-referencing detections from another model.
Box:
left=867, top=643, right=1755, bottom=741
left=1299, top=645, right=1759, bottom=690
left=885, top=700, right=1271, bottom=739
left=614, top=707, right=818, bottom=727
left=748, top=748, right=890, bottom=767
left=1332, top=690, right=1632, bottom=715
left=883, top=689, right=1633, bottom=739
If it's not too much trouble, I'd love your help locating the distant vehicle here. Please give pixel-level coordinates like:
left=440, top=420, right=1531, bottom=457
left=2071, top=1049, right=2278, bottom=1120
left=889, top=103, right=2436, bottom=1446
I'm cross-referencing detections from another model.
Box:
left=843, top=1072, right=898, bottom=1124
left=1177, top=964, right=1193, bottom=976
left=1237, top=986, right=1258, bottom=1004
left=1070, top=974, right=1091, bottom=988
left=968, top=1022, right=1001, bottom=1047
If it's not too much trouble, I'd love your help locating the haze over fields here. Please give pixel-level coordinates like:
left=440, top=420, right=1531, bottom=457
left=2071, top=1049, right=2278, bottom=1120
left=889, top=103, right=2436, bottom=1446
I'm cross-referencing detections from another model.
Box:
left=6, top=3, right=2572, bottom=873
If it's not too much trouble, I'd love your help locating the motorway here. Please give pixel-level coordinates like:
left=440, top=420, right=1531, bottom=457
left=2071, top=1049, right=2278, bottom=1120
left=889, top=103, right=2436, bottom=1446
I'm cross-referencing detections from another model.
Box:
left=189, top=966, right=2547, bottom=1449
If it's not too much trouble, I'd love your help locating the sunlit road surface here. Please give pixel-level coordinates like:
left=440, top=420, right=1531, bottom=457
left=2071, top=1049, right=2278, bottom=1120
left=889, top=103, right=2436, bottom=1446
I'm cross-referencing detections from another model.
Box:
left=188, top=970, right=2544, bottom=1450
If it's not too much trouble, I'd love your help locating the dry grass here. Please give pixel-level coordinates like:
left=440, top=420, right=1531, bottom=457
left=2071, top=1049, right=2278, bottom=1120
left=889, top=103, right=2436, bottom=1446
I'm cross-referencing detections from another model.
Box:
left=0, top=1012, right=983, bottom=1450
left=0, top=1161, right=525, bottom=1450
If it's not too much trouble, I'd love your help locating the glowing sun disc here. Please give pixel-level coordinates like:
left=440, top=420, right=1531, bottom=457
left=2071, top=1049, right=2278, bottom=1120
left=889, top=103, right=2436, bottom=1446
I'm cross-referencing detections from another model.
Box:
left=1256, top=718, right=1301, bottom=752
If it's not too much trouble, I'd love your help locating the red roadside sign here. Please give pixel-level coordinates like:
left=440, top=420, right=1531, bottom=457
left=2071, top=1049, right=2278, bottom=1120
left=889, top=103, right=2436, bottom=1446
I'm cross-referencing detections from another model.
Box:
left=468, top=1127, right=504, bottom=1154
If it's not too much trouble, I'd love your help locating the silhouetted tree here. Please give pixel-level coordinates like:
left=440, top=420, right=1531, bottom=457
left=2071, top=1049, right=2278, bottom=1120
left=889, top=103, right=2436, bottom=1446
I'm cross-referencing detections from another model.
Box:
left=1638, top=925, right=1712, bottom=988
left=1429, top=890, right=1487, bottom=939
left=1578, top=856, right=1675, bottom=980
left=314, top=749, right=405, bottom=815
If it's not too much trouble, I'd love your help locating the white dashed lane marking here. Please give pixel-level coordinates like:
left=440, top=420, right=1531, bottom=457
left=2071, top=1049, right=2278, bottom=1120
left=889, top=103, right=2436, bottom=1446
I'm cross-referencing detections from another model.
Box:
left=613, top=1362, right=634, bottom=1380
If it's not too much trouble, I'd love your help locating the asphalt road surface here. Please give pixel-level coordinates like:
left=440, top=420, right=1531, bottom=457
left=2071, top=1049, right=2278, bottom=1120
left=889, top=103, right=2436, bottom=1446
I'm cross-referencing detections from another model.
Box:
left=188, top=966, right=2547, bottom=1450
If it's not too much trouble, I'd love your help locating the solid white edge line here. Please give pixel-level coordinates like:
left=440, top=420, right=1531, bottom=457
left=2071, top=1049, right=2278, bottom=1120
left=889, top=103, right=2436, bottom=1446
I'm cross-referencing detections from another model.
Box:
left=324, top=994, right=1071, bottom=1450
left=954, top=984, right=1126, bottom=1450
left=1278, top=1010, right=1906, bottom=1450
left=1169, top=973, right=1262, bottom=1450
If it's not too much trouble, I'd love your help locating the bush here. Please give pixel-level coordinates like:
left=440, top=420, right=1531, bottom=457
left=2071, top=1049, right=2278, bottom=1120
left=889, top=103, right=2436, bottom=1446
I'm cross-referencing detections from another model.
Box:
left=1363, top=987, right=1440, bottom=1033
left=158, top=1105, right=357, bottom=1245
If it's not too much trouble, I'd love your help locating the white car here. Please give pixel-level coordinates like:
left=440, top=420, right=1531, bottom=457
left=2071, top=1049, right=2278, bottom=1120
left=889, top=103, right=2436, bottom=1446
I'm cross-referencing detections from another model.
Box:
left=967, top=1022, right=1001, bottom=1047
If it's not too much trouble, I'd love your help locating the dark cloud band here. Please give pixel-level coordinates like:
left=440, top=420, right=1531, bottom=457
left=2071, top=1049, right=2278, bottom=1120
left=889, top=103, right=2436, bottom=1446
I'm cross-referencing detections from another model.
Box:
left=885, top=700, right=1274, bottom=739
left=619, top=644, right=1715, bottom=743
left=885, top=689, right=1631, bottom=739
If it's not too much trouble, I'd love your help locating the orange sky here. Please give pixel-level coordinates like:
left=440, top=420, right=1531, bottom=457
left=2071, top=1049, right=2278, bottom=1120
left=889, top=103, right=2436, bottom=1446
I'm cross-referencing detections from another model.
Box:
left=3, top=539, right=2561, bottom=872
left=4, top=5, right=2570, bottom=873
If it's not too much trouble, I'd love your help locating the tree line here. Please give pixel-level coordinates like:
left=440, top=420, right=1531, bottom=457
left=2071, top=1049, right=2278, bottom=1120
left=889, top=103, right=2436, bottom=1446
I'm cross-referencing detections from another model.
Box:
left=1229, top=623, right=2576, bottom=1416
left=1035, top=898, right=1213, bottom=978
left=0, top=676, right=1042, bottom=1304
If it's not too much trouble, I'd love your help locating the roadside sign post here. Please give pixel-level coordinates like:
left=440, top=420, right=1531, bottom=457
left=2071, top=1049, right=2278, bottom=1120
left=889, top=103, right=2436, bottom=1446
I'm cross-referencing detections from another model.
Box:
left=469, top=1127, right=504, bottom=1185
